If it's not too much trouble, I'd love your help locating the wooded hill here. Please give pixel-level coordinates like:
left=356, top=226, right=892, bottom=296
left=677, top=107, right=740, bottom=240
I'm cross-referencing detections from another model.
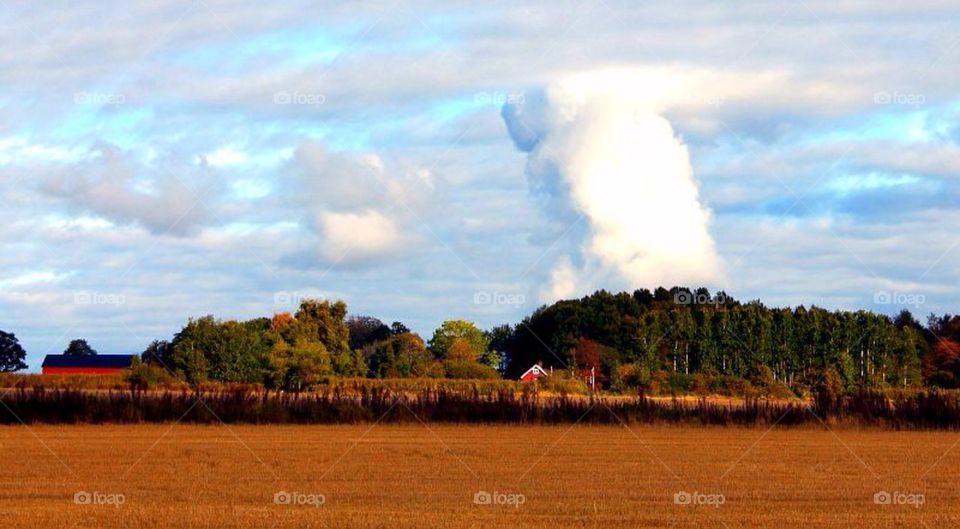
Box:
left=497, top=287, right=960, bottom=392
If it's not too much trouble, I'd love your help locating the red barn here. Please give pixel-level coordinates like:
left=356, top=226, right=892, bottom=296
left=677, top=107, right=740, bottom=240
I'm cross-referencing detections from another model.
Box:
left=519, top=363, right=550, bottom=382
left=41, top=354, right=135, bottom=375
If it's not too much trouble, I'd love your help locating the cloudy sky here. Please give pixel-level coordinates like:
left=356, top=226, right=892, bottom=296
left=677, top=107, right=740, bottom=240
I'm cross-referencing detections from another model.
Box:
left=2, top=1, right=958, bottom=368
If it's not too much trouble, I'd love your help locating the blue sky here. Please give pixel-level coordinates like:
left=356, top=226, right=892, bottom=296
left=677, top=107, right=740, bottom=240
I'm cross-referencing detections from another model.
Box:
left=1, top=1, right=959, bottom=369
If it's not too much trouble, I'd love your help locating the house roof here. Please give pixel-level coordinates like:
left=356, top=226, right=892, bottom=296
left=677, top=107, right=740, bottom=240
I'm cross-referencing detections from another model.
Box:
left=520, top=364, right=549, bottom=379
left=41, top=354, right=135, bottom=368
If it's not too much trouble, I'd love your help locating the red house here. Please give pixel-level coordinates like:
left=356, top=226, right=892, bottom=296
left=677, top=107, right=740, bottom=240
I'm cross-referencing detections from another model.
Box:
left=41, top=354, right=135, bottom=375
left=519, top=363, right=550, bottom=382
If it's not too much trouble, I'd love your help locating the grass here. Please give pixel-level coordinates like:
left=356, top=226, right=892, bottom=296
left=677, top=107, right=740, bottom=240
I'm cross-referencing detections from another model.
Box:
left=4, top=386, right=960, bottom=429
left=0, top=423, right=958, bottom=528
left=0, top=373, right=588, bottom=395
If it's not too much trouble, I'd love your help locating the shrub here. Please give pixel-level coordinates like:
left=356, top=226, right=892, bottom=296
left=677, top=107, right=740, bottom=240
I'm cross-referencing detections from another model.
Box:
left=708, top=375, right=754, bottom=397
left=690, top=373, right=710, bottom=397
left=764, top=381, right=796, bottom=399
left=666, top=372, right=692, bottom=394
left=814, top=368, right=845, bottom=417
left=443, top=360, right=499, bottom=379
left=126, top=358, right=157, bottom=389
left=532, top=374, right=589, bottom=394
left=622, top=365, right=670, bottom=396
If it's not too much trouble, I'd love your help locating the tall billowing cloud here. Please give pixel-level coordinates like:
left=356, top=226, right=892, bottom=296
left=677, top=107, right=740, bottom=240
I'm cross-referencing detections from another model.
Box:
left=502, top=70, right=723, bottom=301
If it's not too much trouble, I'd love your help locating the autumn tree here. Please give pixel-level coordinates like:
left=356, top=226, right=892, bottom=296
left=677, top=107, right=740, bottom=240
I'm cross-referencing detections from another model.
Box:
left=574, top=337, right=601, bottom=371
left=270, top=312, right=293, bottom=331
left=925, top=338, right=960, bottom=388
left=443, top=337, right=499, bottom=379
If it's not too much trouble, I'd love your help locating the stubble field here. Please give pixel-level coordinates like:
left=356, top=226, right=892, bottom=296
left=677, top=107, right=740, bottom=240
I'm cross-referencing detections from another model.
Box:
left=0, top=423, right=957, bottom=528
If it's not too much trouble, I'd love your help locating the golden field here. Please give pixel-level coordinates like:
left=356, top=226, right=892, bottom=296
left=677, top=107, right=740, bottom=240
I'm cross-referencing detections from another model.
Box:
left=0, top=423, right=957, bottom=528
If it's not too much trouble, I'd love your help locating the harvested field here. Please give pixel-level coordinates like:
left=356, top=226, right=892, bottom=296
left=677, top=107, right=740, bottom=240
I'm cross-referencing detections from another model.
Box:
left=0, top=424, right=956, bottom=528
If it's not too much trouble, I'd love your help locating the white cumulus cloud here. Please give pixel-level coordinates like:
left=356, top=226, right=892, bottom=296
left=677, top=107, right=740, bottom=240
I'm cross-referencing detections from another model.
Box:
left=287, top=140, right=436, bottom=266
left=503, top=69, right=725, bottom=301
left=319, top=209, right=403, bottom=261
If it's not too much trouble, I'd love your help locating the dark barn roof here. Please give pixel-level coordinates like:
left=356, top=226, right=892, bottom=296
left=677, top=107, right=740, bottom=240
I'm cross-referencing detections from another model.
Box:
left=41, top=354, right=135, bottom=368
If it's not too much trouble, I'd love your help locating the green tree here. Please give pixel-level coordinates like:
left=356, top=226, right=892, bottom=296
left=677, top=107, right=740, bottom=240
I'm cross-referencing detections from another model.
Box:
left=477, top=348, right=503, bottom=372
left=169, top=316, right=217, bottom=384
left=269, top=339, right=331, bottom=390
left=0, top=331, right=27, bottom=372
left=350, top=349, right=369, bottom=377
left=169, top=316, right=267, bottom=384
left=332, top=348, right=355, bottom=376
left=295, top=299, right=350, bottom=359
left=64, top=339, right=97, bottom=356
left=370, top=332, right=436, bottom=378
left=141, top=340, right=171, bottom=367
left=485, top=324, right=513, bottom=372
left=210, top=320, right=268, bottom=383
left=428, top=320, right=490, bottom=360
left=668, top=309, right=696, bottom=374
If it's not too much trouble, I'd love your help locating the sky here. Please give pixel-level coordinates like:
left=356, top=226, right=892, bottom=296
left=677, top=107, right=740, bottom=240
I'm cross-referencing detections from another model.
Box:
left=1, top=1, right=959, bottom=369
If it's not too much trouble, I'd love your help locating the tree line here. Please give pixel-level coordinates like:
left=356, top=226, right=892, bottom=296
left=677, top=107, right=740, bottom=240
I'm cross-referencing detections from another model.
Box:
left=135, top=300, right=500, bottom=390
left=499, top=287, right=960, bottom=393
left=2, top=286, right=960, bottom=394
